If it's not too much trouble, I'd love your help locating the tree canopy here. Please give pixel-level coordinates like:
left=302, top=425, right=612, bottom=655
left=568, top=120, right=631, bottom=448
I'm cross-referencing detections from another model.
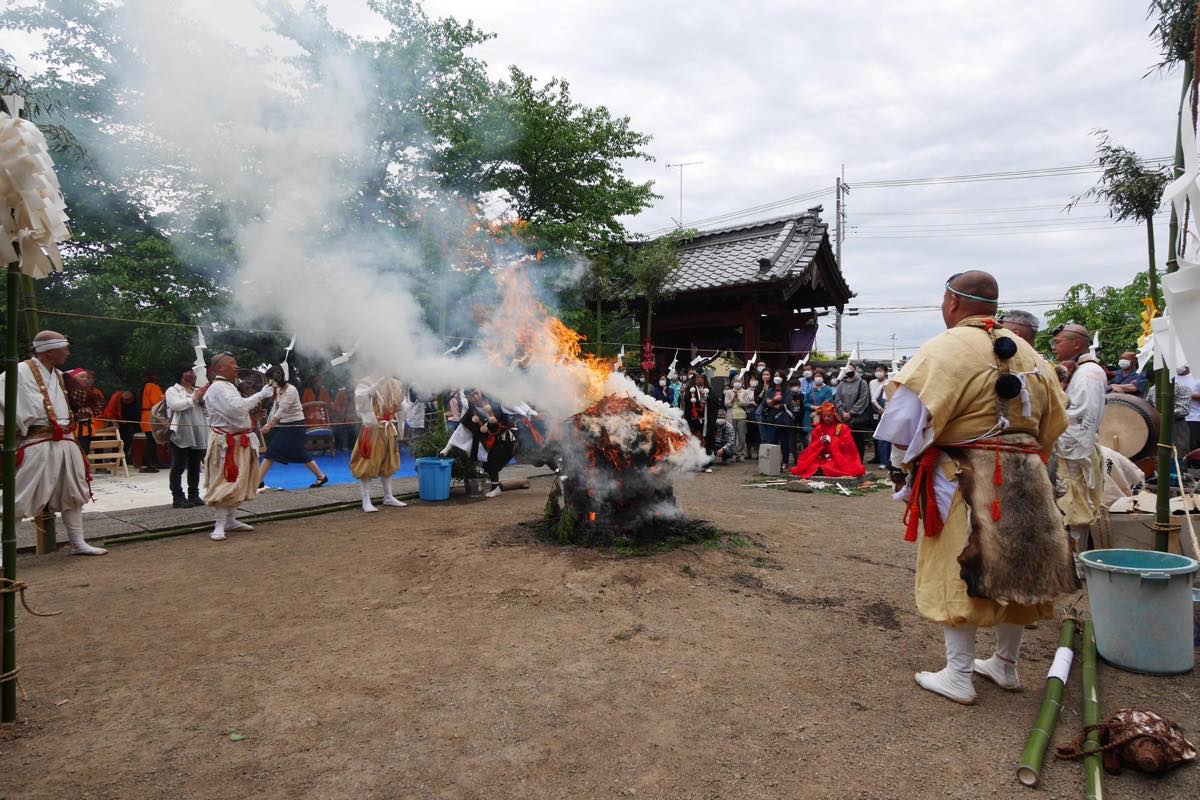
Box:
left=0, top=0, right=658, bottom=391
left=1036, top=272, right=1151, bottom=360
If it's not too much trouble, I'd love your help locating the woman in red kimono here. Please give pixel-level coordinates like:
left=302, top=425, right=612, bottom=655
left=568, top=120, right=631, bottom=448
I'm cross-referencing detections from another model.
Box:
left=789, top=402, right=865, bottom=478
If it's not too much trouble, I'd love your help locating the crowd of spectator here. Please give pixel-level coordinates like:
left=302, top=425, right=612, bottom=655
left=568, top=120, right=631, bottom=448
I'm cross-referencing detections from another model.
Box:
left=652, top=359, right=896, bottom=474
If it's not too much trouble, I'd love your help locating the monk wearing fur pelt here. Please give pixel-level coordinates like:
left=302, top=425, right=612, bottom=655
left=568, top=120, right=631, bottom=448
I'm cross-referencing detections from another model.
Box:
left=349, top=375, right=409, bottom=513
left=876, top=271, right=1077, bottom=705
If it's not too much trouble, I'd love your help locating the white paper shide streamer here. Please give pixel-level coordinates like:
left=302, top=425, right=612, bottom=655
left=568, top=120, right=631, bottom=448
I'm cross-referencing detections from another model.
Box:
left=1158, top=110, right=1200, bottom=371
left=192, top=325, right=208, bottom=387
left=0, top=95, right=71, bottom=278
left=280, top=334, right=296, bottom=381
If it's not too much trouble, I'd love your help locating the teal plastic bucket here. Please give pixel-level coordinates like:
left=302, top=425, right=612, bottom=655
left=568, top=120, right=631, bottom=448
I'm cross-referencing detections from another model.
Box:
left=415, top=457, right=453, bottom=502
left=1080, top=549, right=1198, bottom=675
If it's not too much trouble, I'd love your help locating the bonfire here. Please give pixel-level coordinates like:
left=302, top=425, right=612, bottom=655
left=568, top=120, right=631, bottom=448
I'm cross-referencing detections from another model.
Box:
left=480, top=266, right=708, bottom=543
left=543, top=379, right=708, bottom=544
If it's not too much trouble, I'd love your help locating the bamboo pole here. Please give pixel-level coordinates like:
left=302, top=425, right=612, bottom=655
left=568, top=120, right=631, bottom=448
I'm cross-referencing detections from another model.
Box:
left=18, top=274, right=38, bottom=346
left=1081, top=620, right=1102, bottom=800
left=1016, top=618, right=1076, bottom=786
left=1159, top=61, right=1194, bottom=551
left=2, top=261, right=20, bottom=722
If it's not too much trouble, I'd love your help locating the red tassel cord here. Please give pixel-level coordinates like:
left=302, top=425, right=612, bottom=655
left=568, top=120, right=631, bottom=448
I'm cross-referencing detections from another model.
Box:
left=903, top=448, right=944, bottom=542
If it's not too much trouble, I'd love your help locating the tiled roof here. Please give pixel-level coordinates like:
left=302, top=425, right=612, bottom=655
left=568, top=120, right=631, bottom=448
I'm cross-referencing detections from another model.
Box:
left=663, top=210, right=835, bottom=296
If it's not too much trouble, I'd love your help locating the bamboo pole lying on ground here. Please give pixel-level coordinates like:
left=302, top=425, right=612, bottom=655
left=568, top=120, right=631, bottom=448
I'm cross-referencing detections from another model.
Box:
left=1016, top=617, right=1076, bottom=787
left=1081, top=620, right=1102, bottom=800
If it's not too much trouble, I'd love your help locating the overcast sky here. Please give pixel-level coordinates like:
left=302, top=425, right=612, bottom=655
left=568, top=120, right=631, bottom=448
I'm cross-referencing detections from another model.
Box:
left=11, top=1, right=1183, bottom=359
left=322, top=0, right=1181, bottom=359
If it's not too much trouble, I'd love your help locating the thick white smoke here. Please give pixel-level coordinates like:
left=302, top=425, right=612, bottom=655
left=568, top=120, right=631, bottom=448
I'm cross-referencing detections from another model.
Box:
left=109, top=1, right=593, bottom=420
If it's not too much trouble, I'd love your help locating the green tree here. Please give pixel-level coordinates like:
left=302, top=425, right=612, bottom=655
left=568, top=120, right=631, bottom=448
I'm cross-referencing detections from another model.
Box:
left=1037, top=272, right=1150, bottom=358
left=1071, top=131, right=1169, bottom=306
left=483, top=68, right=657, bottom=254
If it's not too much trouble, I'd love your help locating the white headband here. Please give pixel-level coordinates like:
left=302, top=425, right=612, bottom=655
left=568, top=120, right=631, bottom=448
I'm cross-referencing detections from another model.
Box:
left=32, top=338, right=68, bottom=353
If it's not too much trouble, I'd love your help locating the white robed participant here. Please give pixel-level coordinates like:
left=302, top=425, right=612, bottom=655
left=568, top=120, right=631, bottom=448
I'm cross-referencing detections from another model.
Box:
left=198, top=353, right=274, bottom=541
left=1048, top=323, right=1107, bottom=550
left=0, top=331, right=104, bottom=557
left=349, top=376, right=409, bottom=512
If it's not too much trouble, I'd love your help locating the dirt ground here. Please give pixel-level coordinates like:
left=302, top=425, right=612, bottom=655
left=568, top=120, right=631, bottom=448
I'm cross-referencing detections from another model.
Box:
left=1, top=464, right=1198, bottom=799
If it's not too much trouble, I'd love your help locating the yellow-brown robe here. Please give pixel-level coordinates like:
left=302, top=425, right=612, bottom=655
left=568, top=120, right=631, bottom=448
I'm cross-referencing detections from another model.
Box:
left=888, top=316, right=1073, bottom=627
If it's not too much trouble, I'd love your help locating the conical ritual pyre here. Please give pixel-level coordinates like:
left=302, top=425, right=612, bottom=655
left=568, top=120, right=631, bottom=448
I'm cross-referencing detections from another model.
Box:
left=544, top=386, right=708, bottom=544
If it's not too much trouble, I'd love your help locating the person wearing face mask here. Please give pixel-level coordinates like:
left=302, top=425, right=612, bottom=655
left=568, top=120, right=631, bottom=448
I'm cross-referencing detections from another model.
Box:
left=807, top=370, right=835, bottom=426
left=1107, top=351, right=1147, bottom=396
left=759, top=374, right=792, bottom=468
left=798, top=368, right=815, bottom=397
left=783, top=378, right=806, bottom=455
left=723, top=376, right=748, bottom=461
left=651, top=375, right=672, bottom=405
left=755, top=370, right=774, bottom=449
left=742, top=372, right=761, bottom=458
left=834, top=364, right=872, bottom=461
left=870, top=365, right=892, bottom=468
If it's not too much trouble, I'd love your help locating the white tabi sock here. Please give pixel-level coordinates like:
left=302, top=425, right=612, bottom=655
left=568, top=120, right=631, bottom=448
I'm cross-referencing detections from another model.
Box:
left=210, top=508, right=227, bottom=541
left=975, top=623, right=1022, bottom=690
left=361, top=480, right=378, bottom=513
left=224, top=509, right=254, bottom=532
left=63, top=507, right=106, bottom=555
left=915, top=624, right=976, bottom=704
left=381, top=477, right=406, bottom=507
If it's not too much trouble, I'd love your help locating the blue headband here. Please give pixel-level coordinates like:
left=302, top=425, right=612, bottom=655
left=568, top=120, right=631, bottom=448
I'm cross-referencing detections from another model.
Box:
left=945, top=282, right=998, bottom=304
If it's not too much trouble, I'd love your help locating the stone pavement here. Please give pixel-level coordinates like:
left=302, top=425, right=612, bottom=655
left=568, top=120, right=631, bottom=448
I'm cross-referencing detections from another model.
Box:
left=14, top=464, right=553, bottom=552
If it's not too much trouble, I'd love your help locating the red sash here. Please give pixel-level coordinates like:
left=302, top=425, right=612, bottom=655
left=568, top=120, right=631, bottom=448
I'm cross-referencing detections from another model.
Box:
left=356, top=412, right=395, bottom=460
left=215, top=428, right=251, bottom=482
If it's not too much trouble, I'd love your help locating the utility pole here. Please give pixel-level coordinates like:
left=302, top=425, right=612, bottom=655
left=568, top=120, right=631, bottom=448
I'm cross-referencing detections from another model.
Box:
left=890, top=333, right=896, bottom=364
left=834, top=166, right=846, bottom=355
left=665, top=161, right=703, bottom=227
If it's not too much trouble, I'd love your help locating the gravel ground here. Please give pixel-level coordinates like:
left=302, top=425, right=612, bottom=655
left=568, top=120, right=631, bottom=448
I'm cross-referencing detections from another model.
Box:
left=0, top=463, right=1197, bottom=799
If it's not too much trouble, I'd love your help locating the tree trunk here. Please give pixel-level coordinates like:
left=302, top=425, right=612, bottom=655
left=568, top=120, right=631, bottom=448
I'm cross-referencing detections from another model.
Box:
left=644, top=299, right=653, bottom=391
left=595, top=295, right=602, bottom=357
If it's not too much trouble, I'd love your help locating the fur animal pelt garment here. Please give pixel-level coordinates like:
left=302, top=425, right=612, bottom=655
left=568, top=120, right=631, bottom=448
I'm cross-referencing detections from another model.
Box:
left=947, top=434, right=1080, bottom=605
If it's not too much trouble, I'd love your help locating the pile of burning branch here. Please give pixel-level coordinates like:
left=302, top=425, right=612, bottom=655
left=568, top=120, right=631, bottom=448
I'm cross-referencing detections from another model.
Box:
left=543, top=391, right=707, bottom=544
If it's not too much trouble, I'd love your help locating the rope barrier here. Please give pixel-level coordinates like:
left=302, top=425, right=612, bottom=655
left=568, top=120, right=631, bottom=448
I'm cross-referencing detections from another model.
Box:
left=0, top=577, right=62, bottom=617
left=28, top=306, right=1138, bottom=357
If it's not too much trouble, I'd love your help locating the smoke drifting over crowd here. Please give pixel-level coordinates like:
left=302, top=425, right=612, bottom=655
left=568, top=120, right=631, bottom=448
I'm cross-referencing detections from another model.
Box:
left=102, top=1, right=555, bottom=416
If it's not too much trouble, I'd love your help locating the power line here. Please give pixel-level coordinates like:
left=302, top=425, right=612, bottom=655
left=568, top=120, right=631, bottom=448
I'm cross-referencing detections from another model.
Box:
left=851, top=223, right=1145, bottom=239
left=852, top=201, right=1106, bottom=216
left=641, top=187, right=833, bottom=237
left=638, top=157, right=1174, bottom=236
left=850, top=158, right=1173, bottom=188
left=850, top=214, right=1149, bottom=232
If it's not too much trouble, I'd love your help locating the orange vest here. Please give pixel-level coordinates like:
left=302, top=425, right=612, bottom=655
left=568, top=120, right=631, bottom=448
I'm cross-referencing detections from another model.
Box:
left=140, top=383, right=163, bottom=432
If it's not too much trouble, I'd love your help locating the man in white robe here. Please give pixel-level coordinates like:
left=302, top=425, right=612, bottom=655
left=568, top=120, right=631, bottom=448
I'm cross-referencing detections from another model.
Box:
left=197, top=353, right=274, bottom=541
left=0, top=331, right=105, bottom=557
left=1049, top=323, right=1107, bottom=550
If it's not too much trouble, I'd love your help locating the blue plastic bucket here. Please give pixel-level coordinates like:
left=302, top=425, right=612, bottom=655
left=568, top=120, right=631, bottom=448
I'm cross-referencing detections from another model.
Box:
left=415, top=457, right=453, bottom=502
left=1080, top=549, right=1198, bottom=674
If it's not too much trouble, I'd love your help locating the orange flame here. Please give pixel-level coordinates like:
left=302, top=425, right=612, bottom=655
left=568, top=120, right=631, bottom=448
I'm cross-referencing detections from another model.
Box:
left=484, top=267, right=613, bottom=404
